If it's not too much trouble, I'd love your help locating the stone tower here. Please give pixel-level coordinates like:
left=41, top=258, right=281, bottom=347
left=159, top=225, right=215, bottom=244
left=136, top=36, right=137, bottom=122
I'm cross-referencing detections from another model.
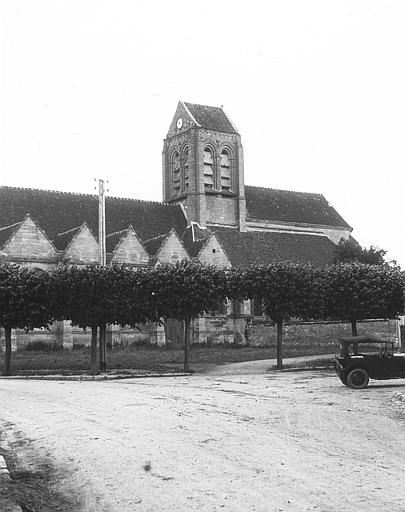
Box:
left=162, top=101, right=246, bottom=230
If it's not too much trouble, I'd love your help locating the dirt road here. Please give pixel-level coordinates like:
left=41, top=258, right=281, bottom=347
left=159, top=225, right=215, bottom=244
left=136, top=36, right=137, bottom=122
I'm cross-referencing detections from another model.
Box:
left=1, top=368, right=405, bottom=511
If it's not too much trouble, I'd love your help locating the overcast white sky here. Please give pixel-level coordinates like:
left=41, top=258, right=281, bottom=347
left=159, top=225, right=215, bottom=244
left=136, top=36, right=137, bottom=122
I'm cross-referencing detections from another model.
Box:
left=1, top=1, right=404, bottom=266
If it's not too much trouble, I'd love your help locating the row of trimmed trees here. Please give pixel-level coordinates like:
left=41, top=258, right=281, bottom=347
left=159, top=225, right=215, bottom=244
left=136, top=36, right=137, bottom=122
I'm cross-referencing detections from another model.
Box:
left=0, top=261, right=404, bottom=375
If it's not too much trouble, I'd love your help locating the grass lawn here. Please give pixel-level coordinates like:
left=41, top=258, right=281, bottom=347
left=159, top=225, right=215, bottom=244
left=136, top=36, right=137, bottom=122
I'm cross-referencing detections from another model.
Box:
left=1, top=344, right=338, bottom=375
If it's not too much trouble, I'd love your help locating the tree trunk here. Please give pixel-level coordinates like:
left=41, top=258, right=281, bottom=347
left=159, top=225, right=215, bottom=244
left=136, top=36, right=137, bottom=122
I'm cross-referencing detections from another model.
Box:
left=276, top=319, right=283, bottom=370
left=351, top=319, right=358, bottom=355
left=99, top=324, right=107, bottom=372
left=91, top=325, right=98, bottom=375
left=351, top=319, right=358, bottom=336
left=4, top=326, right=12, bottom=376
left=184, top=317, right=191, bottom=372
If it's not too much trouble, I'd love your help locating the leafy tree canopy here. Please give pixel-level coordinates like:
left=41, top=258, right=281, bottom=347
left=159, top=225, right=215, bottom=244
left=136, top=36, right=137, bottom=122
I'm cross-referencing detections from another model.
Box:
left=324, top=262, right=404, bottom=323
left=334, top=238, right=392, bottom=266
left=0, top=263, right=52, bottom=330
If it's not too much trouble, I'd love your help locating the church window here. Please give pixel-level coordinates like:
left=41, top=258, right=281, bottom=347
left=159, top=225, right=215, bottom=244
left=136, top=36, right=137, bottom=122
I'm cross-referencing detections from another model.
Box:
left=220, top=148, right=232, bottom=190
left=182, top=146, right=189, bottom=190
left=171, top=151, right=180, bottom=193
left=203, top=146, right=215, bottom=190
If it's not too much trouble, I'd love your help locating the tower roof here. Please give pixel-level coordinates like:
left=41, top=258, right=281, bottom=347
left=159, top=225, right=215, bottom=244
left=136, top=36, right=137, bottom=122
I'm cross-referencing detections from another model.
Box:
left=183, top=102, right=238, bottom=134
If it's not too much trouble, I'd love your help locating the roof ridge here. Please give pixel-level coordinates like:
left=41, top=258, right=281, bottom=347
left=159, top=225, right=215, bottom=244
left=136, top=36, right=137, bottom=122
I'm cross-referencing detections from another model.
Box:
left=0, top=185, right=183, bottom=208
left=183, top=101, right=224, bottom=110
left=143, top=232, right=169, bottom=244
left=106, top=228, right=130, bottom=238
left=56, top=225, right=82, bottom=238
left=0, top=221, right=21, bottom=232
left=245, top=184, right=324, bottom=197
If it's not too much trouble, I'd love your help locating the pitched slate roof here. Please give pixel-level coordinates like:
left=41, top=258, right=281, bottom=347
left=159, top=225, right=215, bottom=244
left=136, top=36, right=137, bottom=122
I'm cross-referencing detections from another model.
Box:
left=0, top=187, right=188, bottom=246
left=181, top=224, right=210, bottom=257
left=143, top=233, right=169, bottom=256
left=183, top=102, right=238, bottom=134
left=0, top=222, right=21, bottom=250
left=106, top=228, right=130, bottom=253
left=210, top=227, right=337, bottom=267
left=245, top=186, right=351, bottom=229
left=53, top=225, right=83, bottom=251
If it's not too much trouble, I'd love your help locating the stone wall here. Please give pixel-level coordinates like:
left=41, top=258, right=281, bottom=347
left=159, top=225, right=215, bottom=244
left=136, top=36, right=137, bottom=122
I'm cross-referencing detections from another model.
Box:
left=247, top=318, right=399, bottom=350
left=1, top=317, right=400, bottom=354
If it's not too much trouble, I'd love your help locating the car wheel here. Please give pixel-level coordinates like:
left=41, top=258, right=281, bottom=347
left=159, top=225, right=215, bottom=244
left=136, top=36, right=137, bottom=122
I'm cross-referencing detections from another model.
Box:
left=347, top=368, right=369, bottom=389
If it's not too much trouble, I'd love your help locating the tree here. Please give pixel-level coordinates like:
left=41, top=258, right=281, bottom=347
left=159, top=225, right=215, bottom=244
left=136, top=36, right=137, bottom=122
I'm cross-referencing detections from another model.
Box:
left=323, top=263, right=404, bottom=336
left=153, top=261, right=228, bottom=372
left=0, top=264, right=52, bottom=376
left=334, top=238, right=389, bottom=266
left=50, top=264, right=121, bottom=374
left=228, top=263, right=325, bottom=369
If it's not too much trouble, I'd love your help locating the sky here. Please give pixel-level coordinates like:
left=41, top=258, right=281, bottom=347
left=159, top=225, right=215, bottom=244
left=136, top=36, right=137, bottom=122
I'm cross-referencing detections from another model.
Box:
left=1, top=1, right=404, bottom=267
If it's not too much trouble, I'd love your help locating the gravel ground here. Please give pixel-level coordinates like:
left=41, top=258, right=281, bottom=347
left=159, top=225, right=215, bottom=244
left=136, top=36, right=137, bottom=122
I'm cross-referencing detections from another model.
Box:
left=1, top=365, right=405, bottom=511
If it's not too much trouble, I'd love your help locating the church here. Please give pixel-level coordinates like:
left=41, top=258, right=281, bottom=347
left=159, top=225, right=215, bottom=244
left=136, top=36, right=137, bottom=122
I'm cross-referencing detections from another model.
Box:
left=2, top=101, right=395, bottom=350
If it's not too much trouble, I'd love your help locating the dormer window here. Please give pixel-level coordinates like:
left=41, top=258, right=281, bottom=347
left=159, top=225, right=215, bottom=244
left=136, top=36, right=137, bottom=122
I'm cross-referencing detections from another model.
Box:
left=204, top=146, right=214, bottom=190
left=220, top=148, right=232, bottom=191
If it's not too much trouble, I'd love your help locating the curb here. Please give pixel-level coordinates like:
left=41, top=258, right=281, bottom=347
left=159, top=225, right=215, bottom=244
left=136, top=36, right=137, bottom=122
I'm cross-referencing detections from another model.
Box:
left=0, top=372, right=192, bottom=382
left=272, top=365, right=334, bottom=373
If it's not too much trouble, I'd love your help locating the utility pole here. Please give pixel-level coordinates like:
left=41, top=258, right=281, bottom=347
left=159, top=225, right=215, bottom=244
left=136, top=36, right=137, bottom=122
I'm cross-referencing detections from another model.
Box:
left=98, top=179, right=107, bottom=371
left=98, top=179, right=106, bottom=266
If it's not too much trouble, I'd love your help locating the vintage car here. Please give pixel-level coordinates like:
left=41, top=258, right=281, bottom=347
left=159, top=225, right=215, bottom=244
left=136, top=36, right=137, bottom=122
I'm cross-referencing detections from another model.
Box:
left=334, top=335, right=405, bottom=388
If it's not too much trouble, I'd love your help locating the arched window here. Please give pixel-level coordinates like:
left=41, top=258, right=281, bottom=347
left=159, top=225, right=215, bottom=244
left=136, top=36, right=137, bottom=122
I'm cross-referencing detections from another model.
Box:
left=171, top=151, right=180, bottom=193
left=220, top=148, right=232, bottom=190
left=182, top=146, right=189, bottom=191
left=203, top=146, right=214, bottom=190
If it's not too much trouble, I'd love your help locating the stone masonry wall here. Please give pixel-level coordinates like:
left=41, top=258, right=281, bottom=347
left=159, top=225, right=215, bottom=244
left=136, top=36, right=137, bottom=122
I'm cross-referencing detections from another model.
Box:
left=247, top=318, right=399, bottom=350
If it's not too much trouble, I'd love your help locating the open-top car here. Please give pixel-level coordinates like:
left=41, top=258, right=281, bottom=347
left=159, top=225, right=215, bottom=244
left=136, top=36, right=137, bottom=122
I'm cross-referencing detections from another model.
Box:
left=335, top=335, right=405, bottom=389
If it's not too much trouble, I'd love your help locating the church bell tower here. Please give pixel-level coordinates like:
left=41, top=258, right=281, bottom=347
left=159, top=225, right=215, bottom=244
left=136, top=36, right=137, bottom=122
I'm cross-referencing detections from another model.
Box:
left=162, top=101, right=246, bottom=231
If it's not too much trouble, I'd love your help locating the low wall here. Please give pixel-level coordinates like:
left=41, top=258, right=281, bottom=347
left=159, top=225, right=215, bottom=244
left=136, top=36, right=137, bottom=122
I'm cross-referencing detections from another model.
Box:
left=247, top=319, right=399, bottom=350
left=0, top=317, right=400, bottom=353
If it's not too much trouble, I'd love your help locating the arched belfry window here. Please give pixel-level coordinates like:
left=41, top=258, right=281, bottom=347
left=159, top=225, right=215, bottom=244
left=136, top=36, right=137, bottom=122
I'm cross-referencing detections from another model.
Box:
left=220, top=148, right=232, bottom=190
left=203, top=146, right=214, bottom=190
left=182, top=146, right=189, bottom=191
left=171, top=151, right=180, bottom=193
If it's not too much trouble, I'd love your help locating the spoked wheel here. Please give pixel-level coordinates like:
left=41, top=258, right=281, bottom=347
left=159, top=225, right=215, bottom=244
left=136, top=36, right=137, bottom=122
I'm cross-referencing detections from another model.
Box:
left=347, top=368, right=369, bottom=389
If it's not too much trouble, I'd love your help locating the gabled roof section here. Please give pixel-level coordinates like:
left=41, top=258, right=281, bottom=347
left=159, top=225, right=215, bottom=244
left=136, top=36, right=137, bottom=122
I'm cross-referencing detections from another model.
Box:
left=0, top=186, right=188, bottom=244
left=183, top=102, right=238, bottom=134
left=245, top=186, right=351, bottom=229
left=211, top=227, right=338, bottom=267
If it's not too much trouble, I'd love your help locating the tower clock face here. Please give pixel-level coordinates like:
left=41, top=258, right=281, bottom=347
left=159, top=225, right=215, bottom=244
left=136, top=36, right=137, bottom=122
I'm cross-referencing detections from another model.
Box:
left=176, top=118, right=183, bottom=129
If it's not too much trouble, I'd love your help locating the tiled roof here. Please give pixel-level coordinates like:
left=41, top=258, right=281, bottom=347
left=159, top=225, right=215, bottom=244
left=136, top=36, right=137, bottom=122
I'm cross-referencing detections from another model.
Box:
left=143, top=233, right=169, bottom=256
left=106, top=228, right=130, bottom=253
left=184, top=103, right=238, bottom=134
left=245, top=186, right=351, bottom=229
left=211, top=227, right=337, bottom=267
left=0, top=187, right=188, bottom=246
left=0, top=222, right=21, bottom=250
left=181, top=224, right=210, bottom=257
left=53, top=225, right=83, bottom=251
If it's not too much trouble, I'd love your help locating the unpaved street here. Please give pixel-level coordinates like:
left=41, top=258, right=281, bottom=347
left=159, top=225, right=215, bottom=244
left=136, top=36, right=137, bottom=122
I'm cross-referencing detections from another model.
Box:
left=1, top=368, right=405, bottom=511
